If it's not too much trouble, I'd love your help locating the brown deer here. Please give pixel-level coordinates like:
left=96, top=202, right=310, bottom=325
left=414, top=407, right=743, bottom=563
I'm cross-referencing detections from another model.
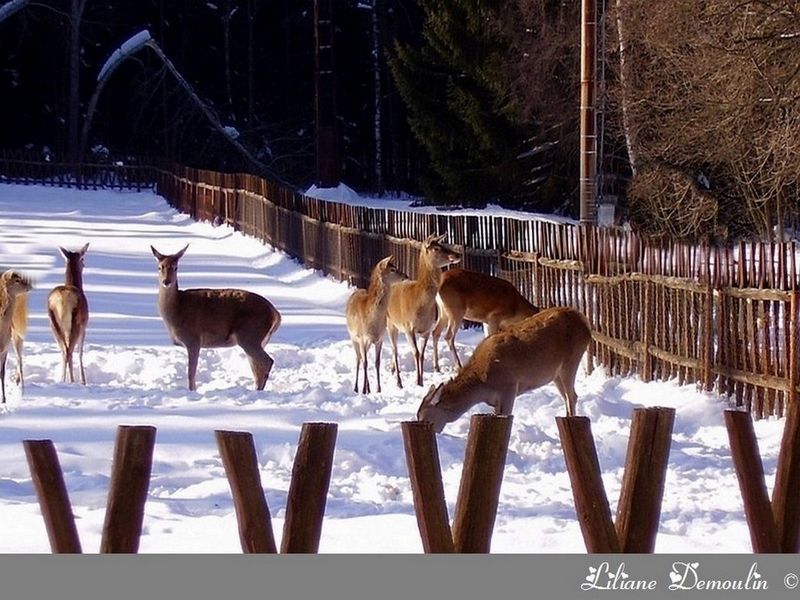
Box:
left=431, top=268, right=540, bottom=371
left=345, top=256, right=408, bottom=394
left=386, top=234, right=461, bottom=388
left=48, top=243, right=90, bottom=385
left=1, top=270, right=33, bottom=403
left=417, top=307, right=591, bottom=433
left=151, top=244, right=282, bottom=391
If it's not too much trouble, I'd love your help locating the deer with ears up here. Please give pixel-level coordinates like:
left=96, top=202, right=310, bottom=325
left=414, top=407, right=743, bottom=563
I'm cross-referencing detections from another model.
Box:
left=1, top=270, right=32, bottom=403
left=386, top=234, right=461, bottom=388
left=417, top=307, right=591, bottom=433
left=151, top=244, right=281, bottom=391
left=346, top=256, right=408, bottom=394
left=431, top=267, right=540, bottom=372
left=48, top=243, right=90, bottom=385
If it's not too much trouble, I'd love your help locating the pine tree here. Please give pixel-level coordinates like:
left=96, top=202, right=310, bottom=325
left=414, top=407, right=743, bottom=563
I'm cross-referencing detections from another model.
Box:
left=389, top=0, right=531, bottom=207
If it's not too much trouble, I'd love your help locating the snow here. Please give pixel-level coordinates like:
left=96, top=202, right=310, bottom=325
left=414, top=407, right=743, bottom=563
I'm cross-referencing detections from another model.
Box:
left=0, top=183, right=787, bottom=553
left=97, top=30, right=153, bottom=82
left=0, top=0, right=28, bottom=24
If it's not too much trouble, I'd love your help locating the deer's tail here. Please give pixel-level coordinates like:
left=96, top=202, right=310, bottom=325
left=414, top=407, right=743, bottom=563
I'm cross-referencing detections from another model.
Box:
left=48, top=293, right=79, bottom=348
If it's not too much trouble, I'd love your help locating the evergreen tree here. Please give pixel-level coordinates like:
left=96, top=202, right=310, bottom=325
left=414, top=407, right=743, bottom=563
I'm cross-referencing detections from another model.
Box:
left=389, top=0, right=532, bottom=208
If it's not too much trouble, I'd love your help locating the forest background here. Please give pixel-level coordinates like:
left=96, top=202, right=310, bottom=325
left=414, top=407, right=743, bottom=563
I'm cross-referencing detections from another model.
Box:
left=0, top=0, right=798, bottom=242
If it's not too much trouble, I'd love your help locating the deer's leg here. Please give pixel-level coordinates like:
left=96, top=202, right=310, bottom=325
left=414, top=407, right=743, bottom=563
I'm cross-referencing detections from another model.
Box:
left=495, top=388, right=517, bottom=416
left=417, top=333, right=431, bottom=387
left=185, top=343, right=200, bottom=391
left=388, top=325, right=402, bottom=388
left=77, top=327, right=87, bottom=386
left=445, top=316, right=463, bottom=371
left=432, top=313, right=446, bottom=373
left=240, top=338, right=274, bottom=390
left=555, top=352, right=582, bottom=417
left=13, top=333, right=23, bottom=390
left=48, top=309, right=68, bottom=383
left=351, top=340, right=362, bottom=394
left=361, top=341, right=370, bottom=395
left=404, top=330, right=422, bottom=387
left=1, top=351, right=7, bottom=403
left=374, top=338, right=383, bottom=394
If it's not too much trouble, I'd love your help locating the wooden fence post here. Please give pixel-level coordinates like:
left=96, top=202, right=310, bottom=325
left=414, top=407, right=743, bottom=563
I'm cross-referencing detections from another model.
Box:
left=723, top=410, right=780, bottom=552
left=99, top=425, right=157, bottom=553
left=556, top=416, right=620, bottom=553
left=615, top=407, right=675, bottom=552
left=23, top=440, right=82, bottom=553
left=401, top=421, right=455, bottom=553
left=215, top=430, right=277, bottom=553
left=772, top=399, right=800, bottom=552
left=452, top=414, right=513, bottom=553
left=280, top=422, right=338, bottom=553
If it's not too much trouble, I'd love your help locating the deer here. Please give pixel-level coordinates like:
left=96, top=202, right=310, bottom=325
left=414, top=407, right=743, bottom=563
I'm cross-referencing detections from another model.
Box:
left=386, top=234, right=461, bottom=388
left=48, top=243, right=90, bottom=385
left=345, top=256, right=408, bottom=394
left=431, top=268, right=540, bottom=371
left=417, top=306, right=591, bottom=433
left=151, top=244, right=282, bottom=391
left=1, top=270, right=33, bottom=403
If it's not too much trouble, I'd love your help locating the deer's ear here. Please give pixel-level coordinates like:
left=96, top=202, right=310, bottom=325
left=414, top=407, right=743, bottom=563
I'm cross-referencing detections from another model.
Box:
left=79, top=242, right=90, bottom=255
left=151, top=245, right=164, bottom=261
left=175, top=243, right=189, bottom=260
left=429, top=383, right=444, bottom=406
left=378, top=255, right=393, bottom=268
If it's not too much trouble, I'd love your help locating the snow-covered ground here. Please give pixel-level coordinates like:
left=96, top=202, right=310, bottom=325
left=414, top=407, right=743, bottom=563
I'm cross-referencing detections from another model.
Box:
left=0, top=183, right=785, bottom=553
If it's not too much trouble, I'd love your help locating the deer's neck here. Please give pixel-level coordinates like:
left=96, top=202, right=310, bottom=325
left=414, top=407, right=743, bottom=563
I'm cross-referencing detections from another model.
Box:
left=366, top=275, right=392, bottom=313
left=66, top=268, right=83, bottom=290
left=157, top=282, right=182, bottom=315
left=414, top=257, right=442, bottom=296
left=440, top=371, right=494, bottom=416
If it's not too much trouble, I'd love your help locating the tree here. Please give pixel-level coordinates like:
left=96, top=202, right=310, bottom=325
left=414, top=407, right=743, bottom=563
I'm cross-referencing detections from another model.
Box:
left=608, top=0, right=800, bottom=241
left=390, top=0, right=535, bottom=208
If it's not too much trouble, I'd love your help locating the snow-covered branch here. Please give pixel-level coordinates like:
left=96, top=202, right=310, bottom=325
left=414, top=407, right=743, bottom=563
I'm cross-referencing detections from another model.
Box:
left=0, top=0, right=29, bottom=24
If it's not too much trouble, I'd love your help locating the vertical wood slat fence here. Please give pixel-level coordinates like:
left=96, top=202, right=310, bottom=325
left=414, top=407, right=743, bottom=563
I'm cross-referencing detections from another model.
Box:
left=1, top=153, right=798, bottom=418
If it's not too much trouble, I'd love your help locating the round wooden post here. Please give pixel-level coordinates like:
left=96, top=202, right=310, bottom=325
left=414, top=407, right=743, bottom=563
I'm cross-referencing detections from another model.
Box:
left=215, top=430, right=277, bottom=553
left=452, top=414, right=513, bottom=553
left=23, top=440, right=82, bottom=553
left=556, top=416, right=620, bottom=553
left=772, top=400, right=800, bottom=552
left=724, top=410, right=780, bottom=552
left=280, top=422, right=337, bottom=553
left=99, top=425, right=156, bottom=553
left=401, top=421, right=454, bottom=553
left=615, top=407, right=675, bottom=552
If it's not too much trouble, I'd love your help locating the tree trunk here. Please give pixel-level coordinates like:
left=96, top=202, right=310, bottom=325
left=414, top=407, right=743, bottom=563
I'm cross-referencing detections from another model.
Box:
left=68, top=0, right=86, bottom=165
left=615, top=0, right=639, bottom=176
left=372, top=0, right=383, bottom=193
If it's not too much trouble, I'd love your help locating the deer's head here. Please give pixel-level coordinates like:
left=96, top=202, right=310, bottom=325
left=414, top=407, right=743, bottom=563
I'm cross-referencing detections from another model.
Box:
left=60, top=242, right=89, bottom=275
left=375, top=255, right=408, bottom=286
left=151, top=244, right=188, bottom=289
left=416, top=382, right=451, bottom=433
left=0, top=270, right=33, bottom=297
left=423, top=234, right=461, bottom=269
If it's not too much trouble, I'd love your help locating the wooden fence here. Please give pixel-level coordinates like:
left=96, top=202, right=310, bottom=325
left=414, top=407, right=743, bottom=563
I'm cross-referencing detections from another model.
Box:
left=24, top=407, right=800, bottom=553
left=1, top=152, right=798, bottom=418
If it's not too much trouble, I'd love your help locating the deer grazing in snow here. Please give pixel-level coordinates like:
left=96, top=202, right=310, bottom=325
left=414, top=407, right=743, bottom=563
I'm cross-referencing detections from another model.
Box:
left=151, top=244, right=282, bottom=391
left=431, top=267, right=540, bottom=371
left=386, top=234, right=461, bottom=388
left=1, top=270, right=33, bottom=403
left=48, top=243, right=90, bottom=385
left=345, top=256, right=408, bottom=394
left=417, top=307, right=591, bottom=433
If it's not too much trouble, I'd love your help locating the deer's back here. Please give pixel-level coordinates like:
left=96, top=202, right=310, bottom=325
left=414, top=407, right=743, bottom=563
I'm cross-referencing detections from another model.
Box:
left=468, top=307, right=591, bottom=389
left=439, top=268, right=538, bottom=324
left=163, top=288, right=278, bottom=346
left=48, top=285, right=88, bottom=323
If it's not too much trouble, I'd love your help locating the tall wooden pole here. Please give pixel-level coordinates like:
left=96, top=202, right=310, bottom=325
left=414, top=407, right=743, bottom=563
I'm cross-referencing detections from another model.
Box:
left=314, top=0, right=340, bottom=187
left=580, top=0, right=598, bottom=224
